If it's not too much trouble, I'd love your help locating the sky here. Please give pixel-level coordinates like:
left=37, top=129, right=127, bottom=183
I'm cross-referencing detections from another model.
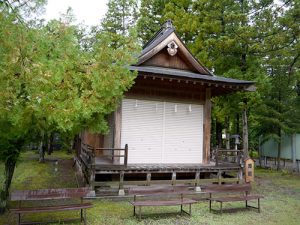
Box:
left=44, top=0, right=109, bottom=26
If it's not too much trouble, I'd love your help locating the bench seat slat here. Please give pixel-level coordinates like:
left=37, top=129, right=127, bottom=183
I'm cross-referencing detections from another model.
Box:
left=10, top=188, right=90, bottom=201
left=210, top=195, right=263, bottom=203
left=130, top=199, right=197, bottom=206
left=10, top=202, right=92, bottom=214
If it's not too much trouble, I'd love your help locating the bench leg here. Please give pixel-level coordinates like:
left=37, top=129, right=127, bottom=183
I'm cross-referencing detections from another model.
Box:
left=81, top=209, right=83, bottom=222
left=138, top=206, right=142, bottom=220
left=220, top=202, right=223, bottom=215
left=84, top=209, right=87, bottom=225
left=246, top=200, right=248, bottom=208
left=18, top=213, right=21, bottom=225
left=189, top=203, right=192, bottom=216
left=209, top=200, right=212, bottom=212
left=133, top=206, right=136, bottom=216
left=258, top=198, right=260, bottom=213
left=181, top=204, right=183, bottom=213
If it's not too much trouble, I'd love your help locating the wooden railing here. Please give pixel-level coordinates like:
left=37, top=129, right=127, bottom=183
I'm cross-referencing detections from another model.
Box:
left=79, top=143, right=128, bottom=167
left=214, top=149, right=244, bottom=166
left=94, top=144, right=128, bottom=166
left=80, top=143, right=95, bottom=168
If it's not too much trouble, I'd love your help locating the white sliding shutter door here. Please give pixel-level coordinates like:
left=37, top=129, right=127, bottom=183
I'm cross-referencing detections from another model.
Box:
left=121, top=99, right=203, bottom=164
left=121, top=99, right=163, bottom=163
left=163, top=103, right=203, bottom=163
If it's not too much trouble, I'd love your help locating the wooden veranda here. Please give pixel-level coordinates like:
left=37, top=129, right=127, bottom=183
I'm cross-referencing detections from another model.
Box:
left=75, top=143, right=244, bottom=196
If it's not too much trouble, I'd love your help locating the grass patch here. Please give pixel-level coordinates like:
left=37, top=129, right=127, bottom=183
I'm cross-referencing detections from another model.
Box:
left=1, top=153, right=300, bottom=224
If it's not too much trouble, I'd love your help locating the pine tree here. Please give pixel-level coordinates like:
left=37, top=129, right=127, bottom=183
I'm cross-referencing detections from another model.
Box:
left=137, top=0, right=170, bottom=44
left=101, top=0, right=138, bottom=35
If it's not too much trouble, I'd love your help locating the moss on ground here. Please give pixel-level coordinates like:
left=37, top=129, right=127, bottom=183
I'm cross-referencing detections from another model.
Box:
left=1, top=152, right=300, bottom=224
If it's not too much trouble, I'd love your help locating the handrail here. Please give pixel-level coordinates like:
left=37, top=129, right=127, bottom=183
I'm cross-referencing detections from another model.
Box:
left=80, top=143, right=128, bottom=167
left=215, top=148, right=244, bottom=166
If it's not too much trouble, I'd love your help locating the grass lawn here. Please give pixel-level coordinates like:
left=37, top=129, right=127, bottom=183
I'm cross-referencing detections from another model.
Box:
left=1, top=151, right=300, bottom=225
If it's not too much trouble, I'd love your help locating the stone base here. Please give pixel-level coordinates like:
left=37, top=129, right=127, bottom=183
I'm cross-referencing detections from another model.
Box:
left=118, top=189, right=125, bottom=196
left=195, top=186, right=202, bottom=192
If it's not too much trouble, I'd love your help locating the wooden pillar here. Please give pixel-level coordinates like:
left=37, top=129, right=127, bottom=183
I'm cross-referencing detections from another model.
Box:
left=172, top=172, right=176, bottom=185
left=195, top=171, right=201, bottom=192
left=118, top=171, right=125, bottom=196
left=203, top=88, right=211, bottom=164
left=217, top=170, right=222, bottom=185
left=114, top=105, right=122, bottom=164
left=146, top=173, right=151, bottom=186
left=90, top=167, right=95, bottom=191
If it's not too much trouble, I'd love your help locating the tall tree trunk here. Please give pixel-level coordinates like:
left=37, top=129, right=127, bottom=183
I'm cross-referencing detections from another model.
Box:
left=236, top=113, right=240, bottom=134
left=292, top=134, right=297, bottom=170
left=277, top=128, right=281, bottom=171
left=216, top=120, right=223, bottom=148
left=48, top=132, right=54, bottom=155
left=225, top=116, right=230, bottom=149
left=242, top=107, right=249, bottom=159
left=0, top=156, right=17, bottom=214
left=39, top=131, right=45, bottom=163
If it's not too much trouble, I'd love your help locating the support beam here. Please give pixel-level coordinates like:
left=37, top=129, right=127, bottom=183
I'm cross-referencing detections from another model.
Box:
left=203, top=88, right=211, bottom=164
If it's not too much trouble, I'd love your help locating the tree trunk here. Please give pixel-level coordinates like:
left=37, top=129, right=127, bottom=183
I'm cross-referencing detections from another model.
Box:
left=48, top=132, right=54, bottom=155
left=236, top=113, right=240, bottom=134
left=216, top=120, right=223, bottom=148
left=0, top=157, right=17, bottom=214
left=292, top=134, right=297, bottom=171
left=277, top=129, right=281, bottom=171
left=242, top=107, right=249, bottom=159
left=225, top=116, right=230, bottom=149
left=39, top=131, right=45, bottom=163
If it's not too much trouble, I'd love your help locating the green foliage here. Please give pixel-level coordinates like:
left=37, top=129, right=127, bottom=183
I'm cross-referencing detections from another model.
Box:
left=0, top=0, right=140, bottom=211
left=137, top=0, right=170, bottom=45
left=101, top=0, right=138, bottom=35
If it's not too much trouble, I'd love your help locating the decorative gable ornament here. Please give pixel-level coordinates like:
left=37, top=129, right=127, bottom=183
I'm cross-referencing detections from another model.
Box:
left=167, top=41, right=178, bottom=56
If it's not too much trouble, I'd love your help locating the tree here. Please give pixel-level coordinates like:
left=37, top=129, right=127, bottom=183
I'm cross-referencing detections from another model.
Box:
left=101, top=0, right=138, bottom=47
left=256, top=0, right=300, bottom=170
left=137, top=0, right=170, bottom=44
left=0, top=1, right=139, bottom=213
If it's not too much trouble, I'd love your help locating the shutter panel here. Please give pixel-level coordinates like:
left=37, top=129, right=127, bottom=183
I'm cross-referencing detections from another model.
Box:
left=163, top=103, right=203, bottom=163
left=121, top=99, right=203, bottom=164
left=121, top=99, right=164, bottom=163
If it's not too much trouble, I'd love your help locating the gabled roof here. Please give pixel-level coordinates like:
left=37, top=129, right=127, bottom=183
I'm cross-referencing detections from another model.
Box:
left=136, top=20, right=212, bottom=75
left=131, top=20, right=255, bottom=95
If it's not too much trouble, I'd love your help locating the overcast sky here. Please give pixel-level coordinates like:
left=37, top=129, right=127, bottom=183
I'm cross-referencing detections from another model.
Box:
left=44, top=0, right=109, bottom=26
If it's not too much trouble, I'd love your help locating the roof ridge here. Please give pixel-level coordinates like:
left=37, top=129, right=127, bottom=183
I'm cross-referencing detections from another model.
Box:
left=142, top=20, right=175, bottom=49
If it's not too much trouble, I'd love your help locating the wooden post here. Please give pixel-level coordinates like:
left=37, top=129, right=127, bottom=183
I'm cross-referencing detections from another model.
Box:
left=114, top=105, right=121, bottom=164
left=124, top=144, right=128, bottom=166
left=146, top=173, right=151, bottom=186
left=238, top=167, right=243, bottom=182
left=217, top=170, right=222, bottom=185
left=195, top=171, right=201, bottom=192
left=172, top=172, right=176, bottom=185
left=118, top=171, right=125, bottom=196
left=90, top=166, right=95, bottom=191
left=203, top=88, right=211, bottom=164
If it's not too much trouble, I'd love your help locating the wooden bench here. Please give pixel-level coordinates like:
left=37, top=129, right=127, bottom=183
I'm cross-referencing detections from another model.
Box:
left=10, top=187, right=93, bottom=225
left=128, top=185, right=197, bottom=220
left=202, top=183, right=263, bottom=214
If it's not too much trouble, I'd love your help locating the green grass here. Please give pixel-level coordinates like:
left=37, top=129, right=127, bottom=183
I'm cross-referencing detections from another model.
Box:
left=1, top=152, right=300, bottom=224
